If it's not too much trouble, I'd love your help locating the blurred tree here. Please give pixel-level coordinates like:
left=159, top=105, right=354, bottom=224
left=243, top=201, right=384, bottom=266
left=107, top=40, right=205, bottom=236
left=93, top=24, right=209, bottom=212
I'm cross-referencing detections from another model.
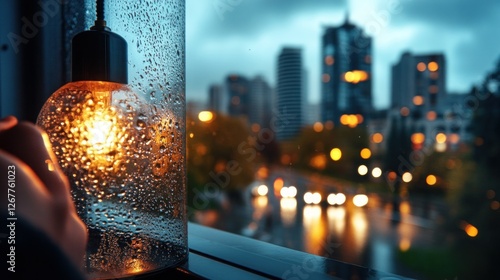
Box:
left=288, top=124, right=369, bottom=182
left=383, top=115, right=412, bottom=213
left=255, top=129, right=281, bottom=165
left=445, top=59, right=500, bottom=278
left=186, top=113, right=257, bottom=209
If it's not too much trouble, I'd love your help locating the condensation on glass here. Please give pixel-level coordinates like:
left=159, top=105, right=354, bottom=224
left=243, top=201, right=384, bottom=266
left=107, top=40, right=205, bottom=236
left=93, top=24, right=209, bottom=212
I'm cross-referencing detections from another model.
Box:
left=37, top=1, right=187, bottom=278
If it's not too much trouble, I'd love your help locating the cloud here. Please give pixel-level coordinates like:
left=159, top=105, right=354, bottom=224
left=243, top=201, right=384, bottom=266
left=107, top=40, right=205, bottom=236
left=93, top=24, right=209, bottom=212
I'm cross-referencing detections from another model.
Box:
left=395, top=0, right=500, bottom=29
left=450, top=25, right=500, bottom=91
left=187, top=0, right=349, bottom=103
left=206, top=0, right=347, bottom=38
left=186, top=0, right=500, bottom=110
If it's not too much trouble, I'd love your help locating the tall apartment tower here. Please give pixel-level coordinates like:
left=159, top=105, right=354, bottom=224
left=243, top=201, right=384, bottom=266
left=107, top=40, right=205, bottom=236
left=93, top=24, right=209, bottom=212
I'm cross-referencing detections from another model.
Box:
left=321, top=17, right=373, bottom=125
left=391, top=52, right=446, bottom=120
left=277, top=47, right=303, bottom=141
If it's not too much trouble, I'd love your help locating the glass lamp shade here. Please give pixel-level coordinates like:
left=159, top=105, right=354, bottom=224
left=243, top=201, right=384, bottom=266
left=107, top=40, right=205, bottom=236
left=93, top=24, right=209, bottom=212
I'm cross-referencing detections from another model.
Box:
left=37, top=80, right=187, bottom=278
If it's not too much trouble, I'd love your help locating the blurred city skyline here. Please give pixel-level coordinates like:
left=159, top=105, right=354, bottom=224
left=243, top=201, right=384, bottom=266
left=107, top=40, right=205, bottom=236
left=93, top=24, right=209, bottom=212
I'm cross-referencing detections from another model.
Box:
left=186, top=0, right=500, bottom=108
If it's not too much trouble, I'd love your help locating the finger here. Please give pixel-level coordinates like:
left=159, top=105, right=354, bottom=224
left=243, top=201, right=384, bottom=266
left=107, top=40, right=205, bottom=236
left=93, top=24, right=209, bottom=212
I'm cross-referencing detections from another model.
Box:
left=0, top=116, right=18, bottom=131
left=0, top=122, right=70, bottom=205
left=61, top=212, right=88, bottom=267
left=0, top=150, right=60, bottom=239
left=0, top=149, right=87, bottom=268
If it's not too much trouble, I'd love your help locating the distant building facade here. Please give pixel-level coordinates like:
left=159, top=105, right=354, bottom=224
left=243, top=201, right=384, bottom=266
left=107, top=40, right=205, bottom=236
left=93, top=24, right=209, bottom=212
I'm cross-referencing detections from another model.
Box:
left=277, top=47, right=304, bottom=140
left=249, top=76, right=273, bottom=127
left=390, top=52, right=473, bottom=148
left=304, top=103, right=321, bottom=125
left=391, top=52, right=447, bottom=120
left=321, top=17, right=373, bottom=125
left=225, top=74, right=250, bottom=118
left=208, top=84, right=224, bottom=113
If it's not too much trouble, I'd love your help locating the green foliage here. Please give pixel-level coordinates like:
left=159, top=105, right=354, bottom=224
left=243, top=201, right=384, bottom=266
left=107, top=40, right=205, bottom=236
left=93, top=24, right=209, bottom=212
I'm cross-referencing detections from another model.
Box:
left=395, top=63, right=500, bottom=278
left=405, top=151, right=456, bottom=195
left=444, top=160, right=500, bottom=278
left=397, top=247, right=459, bottom=280
left=442, top=65, right=500, bottom=278
left=285, top=124, right=370, bottom=182
left=186, top=113, right=257, bottom=196
left=383, top=116, right=412, bottom=174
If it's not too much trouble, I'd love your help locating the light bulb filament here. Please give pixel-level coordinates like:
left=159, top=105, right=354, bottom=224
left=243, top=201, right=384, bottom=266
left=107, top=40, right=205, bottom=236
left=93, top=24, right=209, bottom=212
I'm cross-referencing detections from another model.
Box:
left=87, top=119, right=114, bottom=152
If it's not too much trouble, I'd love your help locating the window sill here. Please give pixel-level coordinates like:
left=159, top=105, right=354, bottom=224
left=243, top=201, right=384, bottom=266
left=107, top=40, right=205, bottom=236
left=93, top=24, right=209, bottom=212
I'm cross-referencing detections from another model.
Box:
left=137, top=222, right=408, bottom=279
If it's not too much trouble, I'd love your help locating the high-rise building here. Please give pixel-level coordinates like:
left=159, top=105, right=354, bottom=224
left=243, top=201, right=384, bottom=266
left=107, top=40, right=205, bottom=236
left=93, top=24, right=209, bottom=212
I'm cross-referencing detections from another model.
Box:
left=277, top=47, right=304, bottom=141
left=321, top=17, right=373, bottom=125
left=225, top=74, right=250, bottom=118
left=391, top=52, right=414, bottom=111
left=391, top=52, right=446, bottom=120
left=249, top=76, right=273, bottom=127
left=208, top=84, right=224, bottom=113
left=391, top=52, right=450, bottom=147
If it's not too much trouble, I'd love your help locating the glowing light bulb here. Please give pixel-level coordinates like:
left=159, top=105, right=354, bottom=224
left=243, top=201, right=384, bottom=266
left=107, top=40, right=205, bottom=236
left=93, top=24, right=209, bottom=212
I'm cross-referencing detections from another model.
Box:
left=37, top=81, right=144, bottom=174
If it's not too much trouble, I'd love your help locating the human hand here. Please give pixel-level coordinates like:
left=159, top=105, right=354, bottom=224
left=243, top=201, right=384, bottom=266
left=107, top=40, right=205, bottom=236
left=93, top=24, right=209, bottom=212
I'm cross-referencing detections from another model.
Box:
left=0, top=116, right=87, bottom=269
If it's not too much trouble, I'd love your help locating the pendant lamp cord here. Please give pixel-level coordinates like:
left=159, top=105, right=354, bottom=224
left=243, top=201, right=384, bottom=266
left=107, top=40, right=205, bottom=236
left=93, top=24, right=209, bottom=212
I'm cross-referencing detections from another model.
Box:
left=96, top=0, right=105, bottom=21
left=92, top=0, right=109, bottom=30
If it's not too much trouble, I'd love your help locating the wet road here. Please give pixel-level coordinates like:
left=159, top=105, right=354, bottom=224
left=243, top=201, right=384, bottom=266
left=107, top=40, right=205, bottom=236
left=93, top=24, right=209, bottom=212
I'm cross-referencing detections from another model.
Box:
left=194, top=168, right=449, bottom=278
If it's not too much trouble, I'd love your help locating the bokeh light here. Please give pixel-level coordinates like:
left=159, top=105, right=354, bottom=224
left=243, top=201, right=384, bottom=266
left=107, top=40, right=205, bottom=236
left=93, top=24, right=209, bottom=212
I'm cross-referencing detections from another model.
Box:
left=325, top=55, right=334, bottom=65
left=402, top=172, right=413, bottom=183
left=327, top=193, right=347, bottom=206
left=353, top=194, right=369, bottom=207
left=412, top=96, right=424, bottom=106
left=304, top=192, right=313, bottom=204
left=281, top=186, right=298, bottom=198
left=358, top=165, right=368, bottom=176
left=428, top=61, right=439, bottom=72
left=416, top=62, right=426, bottom=72
left=257, top=184, right=268, bottom=196
left=400, top=106, right=410, bottom=117
left=335, top=193, right=346, bottom=205
left=330, top=148, right=342, bottom=161
left=198, top=111, right=214, bottom=122
left=327, top=193, right=336, bottom=205
left=449, top=133, right=460, bottom=144
left=344, top=70, right=369, bottom=84
left=426, top=111, right=437, bottom=121
left=360, top=148, right=372, bottom=159
left=411, top=133, right=425, bottom=145
left=313, top=122, right=324, bottom=132
left=387, top=171, right=397, bottom=181
left=372, top=167, right=382, bottom=178
left=309, top=154, right=327, bottom=170
left=436, top=133, right=447, bottom=144
left=426, top=175, right=437, bottom=186
left=371, top=133, right=384, bottom=143
left=465, top=224, right=478, bottom=237
left=312, top=192, right=322, bottom=205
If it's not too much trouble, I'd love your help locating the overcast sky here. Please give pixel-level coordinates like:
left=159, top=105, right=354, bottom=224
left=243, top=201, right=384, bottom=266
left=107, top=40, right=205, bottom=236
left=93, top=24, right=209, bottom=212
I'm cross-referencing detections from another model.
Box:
left=186, top=0, right=500, bottom=109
